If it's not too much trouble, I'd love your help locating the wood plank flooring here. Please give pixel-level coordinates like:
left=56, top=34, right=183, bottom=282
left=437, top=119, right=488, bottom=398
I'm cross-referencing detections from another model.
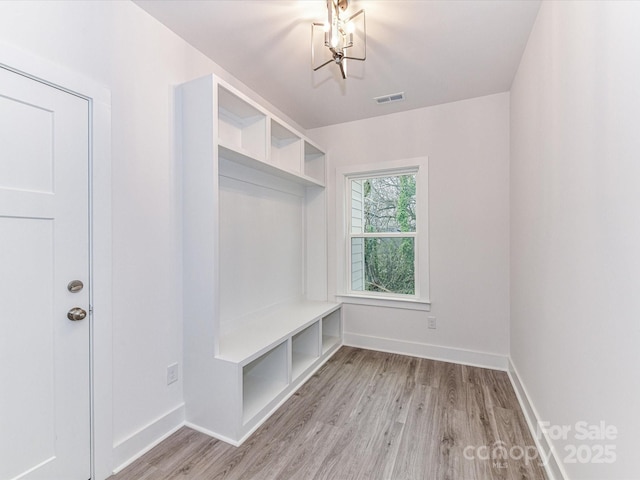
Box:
left=109, top=347, right=548, bottom=480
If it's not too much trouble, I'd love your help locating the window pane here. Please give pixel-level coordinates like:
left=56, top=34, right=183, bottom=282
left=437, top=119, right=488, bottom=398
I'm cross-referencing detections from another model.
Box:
left=351, top=237, right=365, bottom=290
left=351, top=237, right=415, bottom=295
left=351, top=174, right=416, bottom=234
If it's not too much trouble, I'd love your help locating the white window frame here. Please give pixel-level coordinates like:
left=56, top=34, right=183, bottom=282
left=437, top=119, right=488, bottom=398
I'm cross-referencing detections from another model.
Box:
left=336, top=157, right=430, bottom=311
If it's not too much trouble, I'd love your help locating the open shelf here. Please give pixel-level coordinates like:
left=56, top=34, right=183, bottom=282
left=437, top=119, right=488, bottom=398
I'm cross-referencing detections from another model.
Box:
left=271, top=120, right=302, bottom=174
left=322, top=309, right=342, bottom=354
left=291, top=322, right=321, bottom=381
left=218, top=85, right=266, bottom=161
left=304, top=141, right=326, bottom=184
left=242, top=341, right=288, bottom=423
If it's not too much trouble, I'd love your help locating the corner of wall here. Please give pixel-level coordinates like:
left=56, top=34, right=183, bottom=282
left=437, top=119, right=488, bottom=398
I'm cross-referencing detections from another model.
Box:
left=111, top=403, right=185, bottom=474
left=507, top=358, right=568, bottom=480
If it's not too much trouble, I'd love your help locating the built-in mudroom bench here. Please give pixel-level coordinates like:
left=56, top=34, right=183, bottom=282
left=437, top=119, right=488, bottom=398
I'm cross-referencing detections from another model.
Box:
left=178, top=74, right=342, bottom=445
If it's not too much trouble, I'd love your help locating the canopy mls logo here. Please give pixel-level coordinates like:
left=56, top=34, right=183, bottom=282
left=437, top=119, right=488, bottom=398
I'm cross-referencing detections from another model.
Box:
left=463, top=421, right=618, bottom=469
left=462, top=440, right=551, bottom=468
left=463, top=440, right=551, bottom=468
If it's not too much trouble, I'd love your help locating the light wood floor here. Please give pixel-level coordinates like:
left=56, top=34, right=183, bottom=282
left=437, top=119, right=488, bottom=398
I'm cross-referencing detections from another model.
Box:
left=109, top=347, right=548, bottom=480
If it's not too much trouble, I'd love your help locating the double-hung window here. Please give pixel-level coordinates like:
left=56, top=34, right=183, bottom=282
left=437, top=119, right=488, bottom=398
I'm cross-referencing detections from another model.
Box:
left=338, top=158, right=429, bottom=309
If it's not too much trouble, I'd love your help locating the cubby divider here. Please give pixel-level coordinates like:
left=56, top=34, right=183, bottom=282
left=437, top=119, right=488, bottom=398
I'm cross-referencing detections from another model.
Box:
left=271, top=119, right=302, bottom=173
left=304, top=141, right=326, bottom=184
left=218, top=85, right=267, bottom=162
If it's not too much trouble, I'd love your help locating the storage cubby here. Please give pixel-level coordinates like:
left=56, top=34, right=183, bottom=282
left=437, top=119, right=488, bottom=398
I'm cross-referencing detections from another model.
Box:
left=242, top=341, right=288, bottom=423
left=291, top=322, right=321, bottom=381
left=218, top=85, right=267, bottom=161
left=322, top=309, right=342, bottom=354
left=179, top=74, right=341, bottom=446
left=271, top=119, right=302, bottom=173
left=304, top=141, right=326, bottom=184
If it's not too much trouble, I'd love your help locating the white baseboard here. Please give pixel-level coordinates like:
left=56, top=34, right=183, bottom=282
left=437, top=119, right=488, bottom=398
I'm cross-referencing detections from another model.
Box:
left=343, top=332, right=509, bottom=370
left=507, top=359, right=568, bottom=480
left=183, top=421, right=240, bottom=447
left=112, top=403, right=185, bottom=474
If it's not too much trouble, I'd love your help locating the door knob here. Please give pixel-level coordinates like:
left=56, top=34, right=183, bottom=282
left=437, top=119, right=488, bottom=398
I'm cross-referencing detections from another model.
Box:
left=67, top=307, right=87, bottom=321
left=67, top=280, right=84, bottom=293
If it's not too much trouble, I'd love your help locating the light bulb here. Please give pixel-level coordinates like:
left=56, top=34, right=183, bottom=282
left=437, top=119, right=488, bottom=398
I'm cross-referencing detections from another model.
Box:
left=345, top=21, right=355, bottom=34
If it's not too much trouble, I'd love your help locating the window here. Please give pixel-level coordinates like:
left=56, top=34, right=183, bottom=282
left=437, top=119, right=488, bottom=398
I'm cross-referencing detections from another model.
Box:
left=337, top=158, right=429, bottom=310
left=349, top=173, right=417, bottom=295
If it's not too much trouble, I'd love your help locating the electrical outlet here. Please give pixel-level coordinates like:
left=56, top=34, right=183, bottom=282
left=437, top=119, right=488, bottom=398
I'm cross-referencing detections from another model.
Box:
left=427, top=316, right=437, bottom=329
left=167, top=363, right=179, bottom=385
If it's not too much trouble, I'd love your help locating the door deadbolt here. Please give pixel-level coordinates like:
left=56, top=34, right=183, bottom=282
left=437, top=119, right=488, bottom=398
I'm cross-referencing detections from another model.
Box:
left=67, top=307, right=87, bottom=321
left=67, top=280, right=84, bottom=293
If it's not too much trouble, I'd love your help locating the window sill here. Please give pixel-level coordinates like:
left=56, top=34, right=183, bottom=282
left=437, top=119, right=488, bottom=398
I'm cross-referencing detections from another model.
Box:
left=336, top=294, right=431, bottom=312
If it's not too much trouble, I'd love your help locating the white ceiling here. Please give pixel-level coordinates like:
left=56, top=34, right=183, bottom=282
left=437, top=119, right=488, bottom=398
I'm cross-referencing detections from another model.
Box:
left=134, top=0, right=541, bottom=129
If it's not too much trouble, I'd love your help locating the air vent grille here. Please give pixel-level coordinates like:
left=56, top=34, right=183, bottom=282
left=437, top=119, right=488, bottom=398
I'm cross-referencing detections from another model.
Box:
left=374, top=92, right=405, bottom=105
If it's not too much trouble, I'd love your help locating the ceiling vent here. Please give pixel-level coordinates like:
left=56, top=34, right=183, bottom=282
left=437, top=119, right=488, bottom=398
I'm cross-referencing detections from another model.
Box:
left=374, top=92, right=405, bottom=105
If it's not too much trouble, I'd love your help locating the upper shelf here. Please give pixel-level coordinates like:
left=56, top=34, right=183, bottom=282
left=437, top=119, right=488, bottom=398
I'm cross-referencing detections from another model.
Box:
left=218, top=144, right=324, bottom=187
left=304, top=141, right=325, bottom=184
left=271, top=119, right=301, bottom=174
left=216, top=81, right=326, bottom=187
left=218, top=85, right=267, bottom=163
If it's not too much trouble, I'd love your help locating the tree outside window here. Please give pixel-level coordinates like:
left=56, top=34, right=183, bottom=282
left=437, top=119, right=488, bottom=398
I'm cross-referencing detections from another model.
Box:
left=349, top=173, right=417, bottom=296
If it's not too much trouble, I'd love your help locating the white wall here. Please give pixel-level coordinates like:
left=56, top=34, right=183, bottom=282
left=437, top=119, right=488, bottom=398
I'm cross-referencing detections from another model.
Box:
left=0, top=0, right=302, bottom=472
left=510, top=2, right=640, bottom=478
left=309, top=93, right=510, bottom=367
left=8, top=1, right=637, bottom=478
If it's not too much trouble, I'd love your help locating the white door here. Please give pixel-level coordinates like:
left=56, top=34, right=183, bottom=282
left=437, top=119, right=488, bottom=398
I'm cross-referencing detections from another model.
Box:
left=0, top=67, right=91, bottom=479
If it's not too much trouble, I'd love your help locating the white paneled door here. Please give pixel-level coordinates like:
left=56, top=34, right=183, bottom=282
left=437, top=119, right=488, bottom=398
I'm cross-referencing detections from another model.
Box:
left=0, top=67, right=91, bottom=479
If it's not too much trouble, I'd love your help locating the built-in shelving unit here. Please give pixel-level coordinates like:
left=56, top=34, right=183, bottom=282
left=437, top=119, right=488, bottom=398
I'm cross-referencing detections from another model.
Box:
left=179, top=74, right=341, bottom=445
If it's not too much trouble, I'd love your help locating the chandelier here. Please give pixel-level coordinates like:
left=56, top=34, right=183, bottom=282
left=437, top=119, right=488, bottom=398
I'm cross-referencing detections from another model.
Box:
left=312, top=0, right=366, bottom=79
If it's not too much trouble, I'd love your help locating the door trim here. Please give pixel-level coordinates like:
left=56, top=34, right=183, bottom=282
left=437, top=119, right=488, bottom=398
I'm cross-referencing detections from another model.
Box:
left=0, top=42, right=113, bottom=480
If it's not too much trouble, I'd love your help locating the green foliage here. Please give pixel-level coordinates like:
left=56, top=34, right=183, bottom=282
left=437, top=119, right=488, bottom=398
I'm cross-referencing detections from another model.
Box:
left=396, top=175, right=415, bottom=232
left=363, top=238, right=415, bottom=295
left=361, top=174, right=416, bottom=295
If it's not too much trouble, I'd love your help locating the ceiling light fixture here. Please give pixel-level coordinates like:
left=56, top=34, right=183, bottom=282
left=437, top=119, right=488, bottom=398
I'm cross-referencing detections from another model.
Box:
left=312, top=0, right=366, bottom=79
